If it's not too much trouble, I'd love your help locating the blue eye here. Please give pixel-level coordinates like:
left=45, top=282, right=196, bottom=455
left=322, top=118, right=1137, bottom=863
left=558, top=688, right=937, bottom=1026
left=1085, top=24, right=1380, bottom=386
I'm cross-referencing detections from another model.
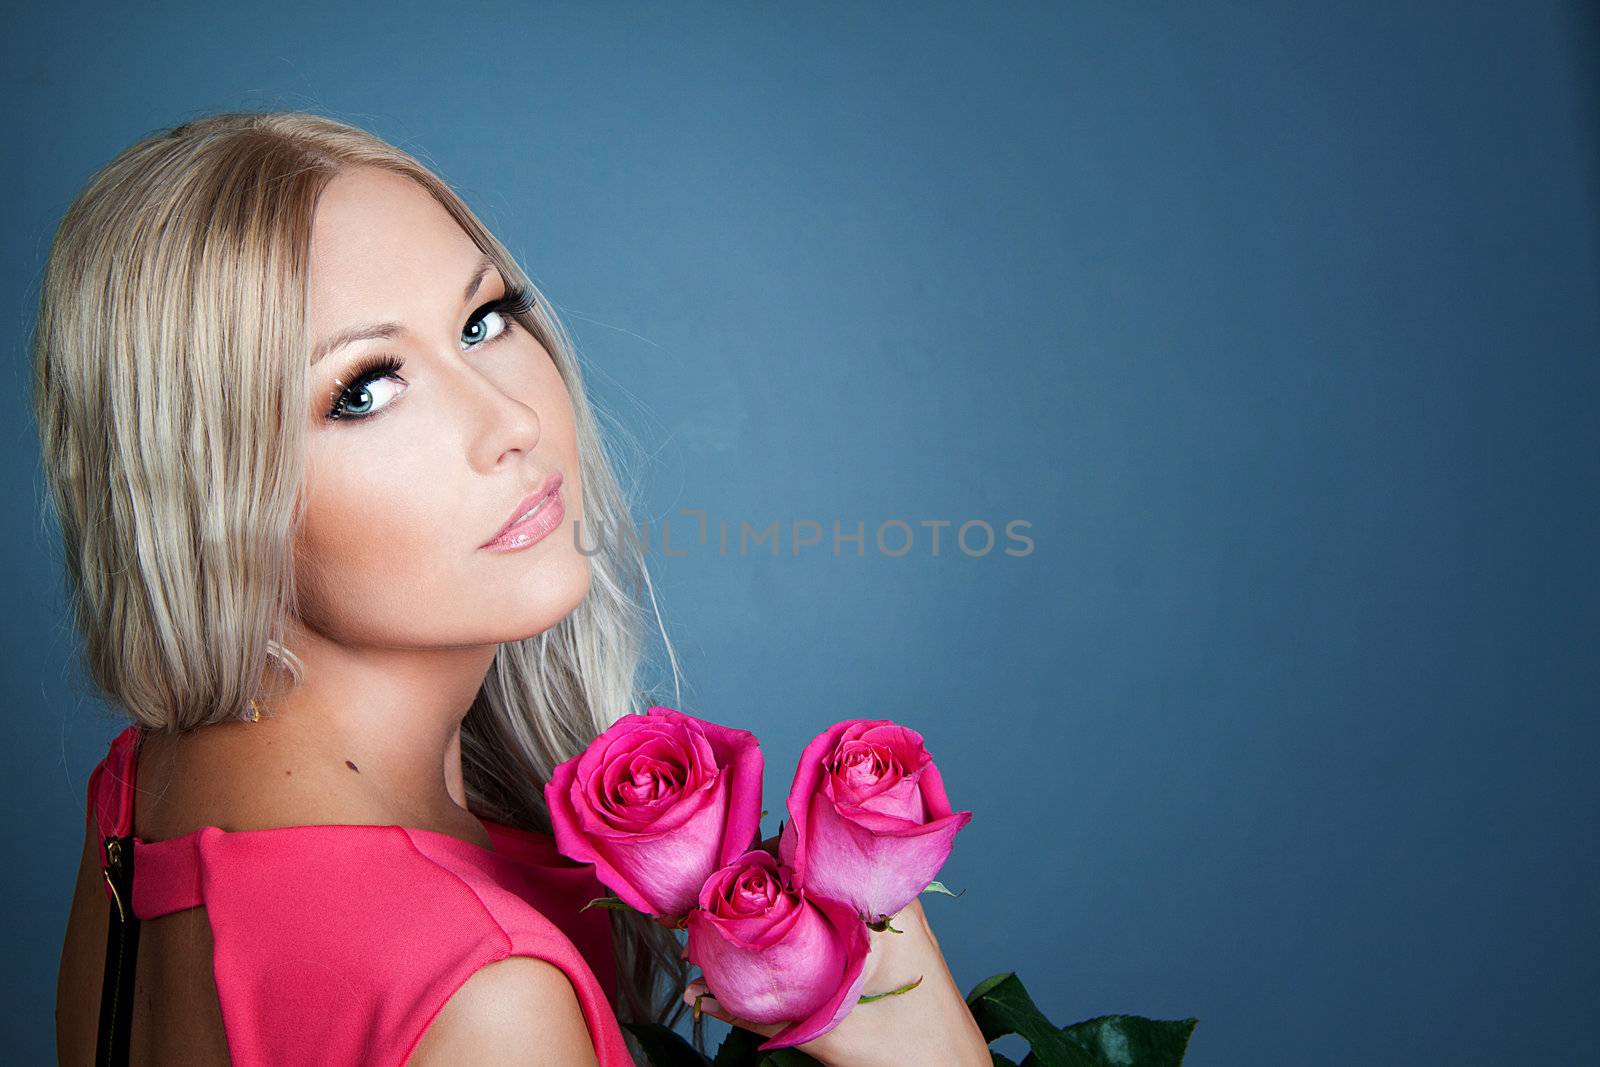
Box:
left=326, top=354, right=407, bottom=422
left=323, top=284, right=536, bottom=425
left=461, top=309, right=508, bottom=348
left=461, top=286, right=536, bottom=350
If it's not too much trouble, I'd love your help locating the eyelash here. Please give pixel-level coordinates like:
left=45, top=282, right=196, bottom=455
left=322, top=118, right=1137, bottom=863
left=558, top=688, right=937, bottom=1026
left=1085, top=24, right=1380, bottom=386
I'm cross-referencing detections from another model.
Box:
left=324, top=286, right=537, bottom=422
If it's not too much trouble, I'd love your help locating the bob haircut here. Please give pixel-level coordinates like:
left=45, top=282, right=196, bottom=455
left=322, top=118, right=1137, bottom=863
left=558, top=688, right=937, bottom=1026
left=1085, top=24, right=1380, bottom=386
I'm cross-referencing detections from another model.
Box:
left=31, top=110, right=697, bottom=1049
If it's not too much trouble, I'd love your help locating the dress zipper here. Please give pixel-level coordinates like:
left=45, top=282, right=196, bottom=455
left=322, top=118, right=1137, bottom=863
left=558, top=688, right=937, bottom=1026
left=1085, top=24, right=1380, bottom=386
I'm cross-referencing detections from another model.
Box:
left=96, top=833, right=139, bottom=1066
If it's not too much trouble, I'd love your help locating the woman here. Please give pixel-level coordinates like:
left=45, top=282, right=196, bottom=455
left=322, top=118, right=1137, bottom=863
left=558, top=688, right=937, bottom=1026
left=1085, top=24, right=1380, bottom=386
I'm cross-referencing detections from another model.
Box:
left=41, top=111, right=989, bottom=1065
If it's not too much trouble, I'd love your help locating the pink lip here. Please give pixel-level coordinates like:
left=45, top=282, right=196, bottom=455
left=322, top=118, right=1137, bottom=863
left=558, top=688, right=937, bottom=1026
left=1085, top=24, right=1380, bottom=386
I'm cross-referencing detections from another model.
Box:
left=481, top=472, right=565, bottom=551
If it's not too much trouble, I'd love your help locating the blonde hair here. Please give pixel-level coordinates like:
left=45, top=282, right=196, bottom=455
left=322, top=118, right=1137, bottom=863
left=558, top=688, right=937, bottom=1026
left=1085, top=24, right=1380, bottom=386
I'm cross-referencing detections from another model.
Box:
left=30, top=110, right=704, bottom=1053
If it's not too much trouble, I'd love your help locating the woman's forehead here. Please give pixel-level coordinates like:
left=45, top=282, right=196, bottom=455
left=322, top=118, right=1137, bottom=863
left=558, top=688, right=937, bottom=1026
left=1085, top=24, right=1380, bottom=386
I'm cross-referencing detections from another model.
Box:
left=312, top=168, right=471, bottom=266
left=307, top=169, right=489, bottom=330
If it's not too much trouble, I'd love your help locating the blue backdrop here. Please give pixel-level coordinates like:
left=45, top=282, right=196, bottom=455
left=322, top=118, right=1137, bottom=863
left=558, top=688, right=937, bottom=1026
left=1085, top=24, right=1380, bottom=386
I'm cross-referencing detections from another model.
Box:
left=3, top=3, right=1596, bottom=1063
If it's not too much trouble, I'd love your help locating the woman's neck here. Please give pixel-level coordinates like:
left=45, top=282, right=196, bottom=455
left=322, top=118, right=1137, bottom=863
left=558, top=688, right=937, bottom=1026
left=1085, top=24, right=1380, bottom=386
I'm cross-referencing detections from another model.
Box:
left=137, top=640, right=501, bottom=851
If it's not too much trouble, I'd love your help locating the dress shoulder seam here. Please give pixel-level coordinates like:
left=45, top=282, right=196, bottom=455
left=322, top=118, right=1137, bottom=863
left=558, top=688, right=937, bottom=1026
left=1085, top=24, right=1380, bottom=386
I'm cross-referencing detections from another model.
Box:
left=393, top=830, right=585, bottom=1066
left=395, top=828, right=515, bottom=955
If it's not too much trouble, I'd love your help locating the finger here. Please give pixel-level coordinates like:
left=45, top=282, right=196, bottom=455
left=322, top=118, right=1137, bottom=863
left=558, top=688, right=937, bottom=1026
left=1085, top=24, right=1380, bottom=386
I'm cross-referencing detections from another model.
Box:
left=681, top=982, right=781, bottom=1037
left=682, top=980, right=726, bottom=1021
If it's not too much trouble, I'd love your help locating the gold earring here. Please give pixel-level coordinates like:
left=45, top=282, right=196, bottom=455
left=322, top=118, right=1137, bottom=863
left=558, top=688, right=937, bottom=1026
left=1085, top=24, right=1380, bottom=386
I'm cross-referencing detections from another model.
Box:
left=248, top=698, right=262, bottom=723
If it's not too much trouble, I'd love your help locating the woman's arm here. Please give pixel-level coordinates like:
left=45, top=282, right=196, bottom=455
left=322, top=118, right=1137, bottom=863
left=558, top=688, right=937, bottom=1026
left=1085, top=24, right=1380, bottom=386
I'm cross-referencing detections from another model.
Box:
left=685, top=896, right=990, bottom=1067
left=411, top=956, right=601, bottom=1067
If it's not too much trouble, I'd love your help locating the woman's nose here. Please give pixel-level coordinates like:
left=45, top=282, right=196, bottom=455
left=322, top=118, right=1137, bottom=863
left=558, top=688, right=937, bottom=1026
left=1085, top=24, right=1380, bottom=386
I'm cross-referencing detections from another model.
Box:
left=453, top=361, right=542, bottom=473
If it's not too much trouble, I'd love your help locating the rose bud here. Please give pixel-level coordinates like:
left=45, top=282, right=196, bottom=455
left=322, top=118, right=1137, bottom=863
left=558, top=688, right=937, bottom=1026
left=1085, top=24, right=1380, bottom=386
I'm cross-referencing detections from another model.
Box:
left=685, top=849, right=870, bottom=1051
left=779, top=719, right=972, bottom=924
left=544, top=706, right=763, bottom=922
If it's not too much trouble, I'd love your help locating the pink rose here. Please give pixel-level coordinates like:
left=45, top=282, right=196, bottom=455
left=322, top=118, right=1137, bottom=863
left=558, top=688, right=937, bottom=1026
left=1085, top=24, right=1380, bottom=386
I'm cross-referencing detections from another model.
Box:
left=685, top=849, right=870, bottom=1051
left=544, top=706, right=763, bottom=922
left=778, top=719, right=972, bottom=924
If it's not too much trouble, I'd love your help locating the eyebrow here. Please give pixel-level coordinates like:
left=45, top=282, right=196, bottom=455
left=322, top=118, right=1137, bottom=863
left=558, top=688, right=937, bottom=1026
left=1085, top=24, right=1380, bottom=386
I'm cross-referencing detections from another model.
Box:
left=309, top=253, right=498, bottom=367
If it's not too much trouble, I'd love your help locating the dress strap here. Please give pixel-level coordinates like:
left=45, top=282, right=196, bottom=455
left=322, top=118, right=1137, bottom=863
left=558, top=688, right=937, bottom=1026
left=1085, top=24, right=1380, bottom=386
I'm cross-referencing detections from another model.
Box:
left=88, top=725, right=205, bottom=919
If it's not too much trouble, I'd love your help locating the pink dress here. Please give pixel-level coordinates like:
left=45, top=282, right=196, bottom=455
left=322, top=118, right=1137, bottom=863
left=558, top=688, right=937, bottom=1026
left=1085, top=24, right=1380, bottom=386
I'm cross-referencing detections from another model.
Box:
left=87, top=724, right=636, bottom=1066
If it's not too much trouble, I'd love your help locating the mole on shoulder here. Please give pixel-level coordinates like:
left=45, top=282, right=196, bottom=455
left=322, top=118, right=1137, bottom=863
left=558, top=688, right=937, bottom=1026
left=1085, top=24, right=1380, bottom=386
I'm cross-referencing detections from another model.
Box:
left=345, top=760, right=360, bottom=772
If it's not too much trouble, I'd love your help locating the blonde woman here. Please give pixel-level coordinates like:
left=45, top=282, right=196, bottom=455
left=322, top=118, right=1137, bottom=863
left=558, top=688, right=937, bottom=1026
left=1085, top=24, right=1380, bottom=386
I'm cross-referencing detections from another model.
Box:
left=41, top=111, right=989, bottom=1065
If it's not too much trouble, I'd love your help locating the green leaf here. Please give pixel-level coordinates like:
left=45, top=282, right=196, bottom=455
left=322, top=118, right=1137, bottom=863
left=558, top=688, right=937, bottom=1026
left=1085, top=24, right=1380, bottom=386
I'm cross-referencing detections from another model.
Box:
left=966, top=970, right=1016, bottom=1004
left=1021, top=1014, right=1199, bottom=1067
left=965, top=973, right=1199, bottom=1066
left=991, top=1054, right=1022, bottom=1067
left=620, top=1021, right=712, bottom=1067
left=965, top=972, right=1096, bottom=1066
left=579, top=895, right=634, bottom=914
left=858, top=974, right=923, bottom=1003
left=922, top=880, right=963, bottom=897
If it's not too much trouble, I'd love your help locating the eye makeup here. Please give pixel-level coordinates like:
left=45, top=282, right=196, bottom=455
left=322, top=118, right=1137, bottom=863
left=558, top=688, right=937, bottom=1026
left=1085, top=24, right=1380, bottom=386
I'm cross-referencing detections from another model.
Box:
left=325, top=352, right=406, bottom=422
left=323, top=284, right=536, bottom=423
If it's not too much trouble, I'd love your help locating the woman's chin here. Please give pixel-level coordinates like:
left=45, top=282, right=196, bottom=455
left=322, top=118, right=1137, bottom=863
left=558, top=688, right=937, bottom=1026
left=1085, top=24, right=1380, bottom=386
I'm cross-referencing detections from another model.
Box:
left=502, top=553, right=592, bottom=635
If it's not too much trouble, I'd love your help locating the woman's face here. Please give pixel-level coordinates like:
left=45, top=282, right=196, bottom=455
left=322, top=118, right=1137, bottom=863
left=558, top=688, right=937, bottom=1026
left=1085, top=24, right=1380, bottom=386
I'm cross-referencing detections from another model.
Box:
left=295, top=165, right=589, bottom=650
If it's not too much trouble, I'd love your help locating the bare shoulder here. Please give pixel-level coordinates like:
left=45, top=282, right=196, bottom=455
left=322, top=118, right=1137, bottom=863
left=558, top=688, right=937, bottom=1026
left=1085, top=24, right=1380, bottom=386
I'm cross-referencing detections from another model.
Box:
left=408, top=955, right=601, bottom=1067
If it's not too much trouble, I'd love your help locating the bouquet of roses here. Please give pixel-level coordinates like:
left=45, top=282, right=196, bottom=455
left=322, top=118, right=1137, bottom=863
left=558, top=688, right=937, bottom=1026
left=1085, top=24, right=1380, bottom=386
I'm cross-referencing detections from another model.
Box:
left=545, top=707, right=1197, bottom=1066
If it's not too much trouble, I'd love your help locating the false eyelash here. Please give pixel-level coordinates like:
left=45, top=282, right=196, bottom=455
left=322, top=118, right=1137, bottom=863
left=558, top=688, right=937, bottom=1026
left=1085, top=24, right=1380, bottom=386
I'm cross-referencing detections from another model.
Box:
left=457, top=285, right=536, bottom=350
left=326, top=353, right=406, bottom=421
left=324, top=285, right=536, bottom=423
left=489, top=284, right=537, bottom=321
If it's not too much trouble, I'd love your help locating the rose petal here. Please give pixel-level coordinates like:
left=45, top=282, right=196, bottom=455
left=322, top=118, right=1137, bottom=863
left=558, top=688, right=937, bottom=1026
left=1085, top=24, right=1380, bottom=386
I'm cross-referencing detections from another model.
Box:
left=544, top=755, right=659, bottom=915
left=756, top=891, right=872, bottom=1051
left=686, top=853, right=867, bottom=1033
left=544, top=707, right=764, bottom=919
left=802, top=784, right=973, bottom=922
left=782, top=720, right=864, bottom=885
left=659, top=709, right=765, bottom=868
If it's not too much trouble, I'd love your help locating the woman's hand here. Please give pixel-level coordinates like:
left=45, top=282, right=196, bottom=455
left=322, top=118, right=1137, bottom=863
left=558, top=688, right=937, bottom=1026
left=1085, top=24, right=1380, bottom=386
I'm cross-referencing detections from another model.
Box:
left=682, top=894, right=990, bottom=1067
